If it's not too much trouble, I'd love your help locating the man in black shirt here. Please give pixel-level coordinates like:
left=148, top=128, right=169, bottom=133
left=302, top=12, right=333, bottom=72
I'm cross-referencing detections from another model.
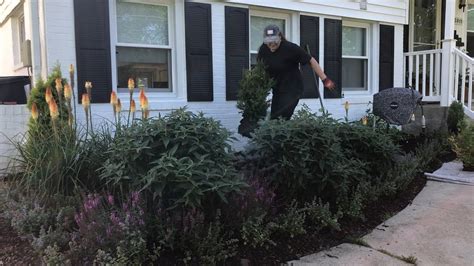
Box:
left=257, top=25, right=335, bottom=119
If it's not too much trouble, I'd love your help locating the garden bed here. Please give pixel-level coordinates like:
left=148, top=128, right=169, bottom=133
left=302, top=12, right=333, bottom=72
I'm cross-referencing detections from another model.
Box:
left=0, top=67, right=458, bottom=265
left=0, top=160, right=430, bottom=265
left=230, top=174, right=427, bottom=264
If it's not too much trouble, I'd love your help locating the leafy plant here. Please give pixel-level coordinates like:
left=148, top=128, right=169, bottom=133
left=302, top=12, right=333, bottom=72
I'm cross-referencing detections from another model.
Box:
left=451, top=125, right=474, bottom=171
left=241, top=213, right=275, bottom=249
left=336, top=122, right=401, bottom=178
left=67, top=192, right=148, bottom=264
left=193, top=211, right=239, bottom=265
left=250, top=108, right=369, bottom=205
left=270, top=200, right=306, bottom=238
left=447, top=101, right=466, bottom=134
left=10, top=124, right=111, bottom=199
left=303, top=198, right=341, bottom=232
left=237, top=61, right=275, bottom=137
left=101, top=109, right=246, bottom=210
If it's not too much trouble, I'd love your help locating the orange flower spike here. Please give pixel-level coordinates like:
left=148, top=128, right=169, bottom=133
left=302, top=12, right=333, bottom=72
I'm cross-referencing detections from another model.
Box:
left=130, top=99, right=136, bottom=113
left=344, top=101, right=350, bottom=112
left=55, top=78, right=63, bottom=94
left=69, top=64, right=74, bottom=75
left=128, top=78, right=135, bottom=92
left=64, top=84, right=72, bottom=101
left=31, top=103, right=39, bottom=121
left=45, top=87, right=53, bottom=104
left=362, top=116, right=368, bottom=126
left=140, top=95, right=149, bottom=111
left=116, top=98, right=122, bottom=113
left=49, top=100, right=59, bottom=120
left=110, top=91, right=118, bottom=106
left=82, top=93, right=90, bottom=110
left=85, top=81, right=92, bottom=91
left=139, top=88, right=145, bottom=102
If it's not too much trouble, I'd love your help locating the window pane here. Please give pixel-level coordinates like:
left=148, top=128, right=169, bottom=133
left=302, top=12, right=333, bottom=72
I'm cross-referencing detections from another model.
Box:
left=19, top=15, right=25, bottom=44
left=413, top=0, right=436, bottom=51
left=117, top=1, right=168, bottom=45
left=117, top=47, right=171, bottom=91
left=250, top=16, right=285, bottom=51
left=342, top=58, right=367, bottom=91
left=251, top=53, right=258, bottom=67
left=342, top=26, right=366, bottom=56
left=468, top=5, right=474, bottom=32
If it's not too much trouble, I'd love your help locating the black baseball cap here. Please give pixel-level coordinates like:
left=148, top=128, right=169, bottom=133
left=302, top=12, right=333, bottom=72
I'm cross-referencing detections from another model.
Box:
left=263, top=25, right=281, bottom=44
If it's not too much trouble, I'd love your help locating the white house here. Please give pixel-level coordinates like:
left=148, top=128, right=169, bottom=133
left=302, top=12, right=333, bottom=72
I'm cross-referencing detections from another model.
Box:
left=0, top=0, right=473, bottom=171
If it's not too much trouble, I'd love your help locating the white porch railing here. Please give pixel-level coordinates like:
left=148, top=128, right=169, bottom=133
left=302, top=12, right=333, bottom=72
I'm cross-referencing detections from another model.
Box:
left=403, top=49, right=442, bottom=102
left=452, top=48, right=474, bottom=119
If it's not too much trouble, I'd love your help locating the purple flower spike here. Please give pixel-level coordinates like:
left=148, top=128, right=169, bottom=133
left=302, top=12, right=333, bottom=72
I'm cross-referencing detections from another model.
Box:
left=107, top=195, right=114, bottom=205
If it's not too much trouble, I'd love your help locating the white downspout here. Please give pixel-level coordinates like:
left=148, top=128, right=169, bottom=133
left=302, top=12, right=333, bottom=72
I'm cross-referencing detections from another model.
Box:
left=25, top=0, right=41, bottom=84
left=440, top=0, right=457, bottom=107
left=37, top=0, right=47, bottom=79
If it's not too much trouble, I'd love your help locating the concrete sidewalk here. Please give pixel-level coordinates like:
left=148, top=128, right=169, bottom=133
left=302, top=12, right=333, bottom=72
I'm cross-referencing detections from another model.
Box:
left=288, top=181, right=474, bottom=265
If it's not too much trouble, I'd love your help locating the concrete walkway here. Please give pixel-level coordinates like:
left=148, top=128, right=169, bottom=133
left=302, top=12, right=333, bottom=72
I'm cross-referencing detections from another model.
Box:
left=288, top=181, right=474, bottom=265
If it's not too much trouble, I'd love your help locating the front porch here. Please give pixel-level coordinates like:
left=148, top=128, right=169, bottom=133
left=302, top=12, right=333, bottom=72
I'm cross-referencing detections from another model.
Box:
left=404, top=0, right=474, bottom=119
left=403, top=47, right=474, bottom=119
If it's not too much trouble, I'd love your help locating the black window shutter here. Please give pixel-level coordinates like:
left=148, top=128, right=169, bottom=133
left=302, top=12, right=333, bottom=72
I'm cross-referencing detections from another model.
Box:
left=300, top=15, right=319, bottom=99
left=379, top=25, right=395, bottom=91
left=324, top=19, right=342, bottom=98
left=225, top=6, right=249, bottom=101
left=185, top=2, right=213, bottom=101
left=73, top=0, right=112, bottom=103
left=403, top=24, right=409, bottom=53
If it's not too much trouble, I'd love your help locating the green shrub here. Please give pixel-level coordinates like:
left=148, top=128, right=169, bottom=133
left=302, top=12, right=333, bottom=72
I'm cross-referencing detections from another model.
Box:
left=336, top=123, right=401, bottom=178
left=269, top=200, right=306, bottom=238
left=303, top=198, right=341, bottom=232
left=42, top=244, right=67, bottom=265
left=447, top=101, right=466, bottom=134
left=237, top=61, right=275, bottom=137
left=241, top=213, right=275, bottom=249
left=250, top=109, right=372, bottom=205
left=27, top=65, right=69, bottom=134
left=193, top=211, right=239, bottom=265
left=377, top=154, right=419, bottom=196
left=101, top=109, right=246, bottom=210
left=452, top=125, right=474, bottom=171
left=6, top=202, right=55, bottom=236
left=414, top=134, right=452, bottom=172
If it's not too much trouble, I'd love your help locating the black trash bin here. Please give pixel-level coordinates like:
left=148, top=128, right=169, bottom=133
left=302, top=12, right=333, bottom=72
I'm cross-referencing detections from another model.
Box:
left=0, top=76, right=30, bottom=104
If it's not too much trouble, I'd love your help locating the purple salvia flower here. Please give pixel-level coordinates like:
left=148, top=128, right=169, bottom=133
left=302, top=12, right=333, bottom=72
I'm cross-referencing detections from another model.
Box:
left=74, top=213, right=82, bottom=225
left=107, top=195, right=114, bottom=205
left=106, top=226, right=112, bottom=237
left=131, top=191, right=140, bottom=207
left=110, top=212, right=120, bottom=225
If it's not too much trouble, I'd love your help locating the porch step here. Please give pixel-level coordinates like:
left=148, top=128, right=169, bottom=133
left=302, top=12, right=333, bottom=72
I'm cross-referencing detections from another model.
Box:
left=401, top=104, right=448, bottom=135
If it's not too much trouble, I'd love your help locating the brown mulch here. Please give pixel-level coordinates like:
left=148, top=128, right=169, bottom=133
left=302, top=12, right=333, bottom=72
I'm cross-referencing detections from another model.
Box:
left=0, top=216, right=40, bottom=265
left=0, top=181, right=39, bottom=265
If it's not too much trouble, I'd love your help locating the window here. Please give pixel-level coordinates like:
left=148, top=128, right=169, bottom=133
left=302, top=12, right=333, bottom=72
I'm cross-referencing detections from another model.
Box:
left=13, top=12, right=26, bottom=66
left=18, top=14, right=25, bottom=44
left=467, top=5, right=474, bottom=56
left=342, top=23, right=369, bottom=92
left=249, top=11, right=289, bottom=66
left=115, top=0, right=172, bottom=92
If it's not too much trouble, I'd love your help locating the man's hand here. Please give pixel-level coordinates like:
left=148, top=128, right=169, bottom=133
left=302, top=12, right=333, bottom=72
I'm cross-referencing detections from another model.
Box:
left=323, top=78, right=335, bottom=90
